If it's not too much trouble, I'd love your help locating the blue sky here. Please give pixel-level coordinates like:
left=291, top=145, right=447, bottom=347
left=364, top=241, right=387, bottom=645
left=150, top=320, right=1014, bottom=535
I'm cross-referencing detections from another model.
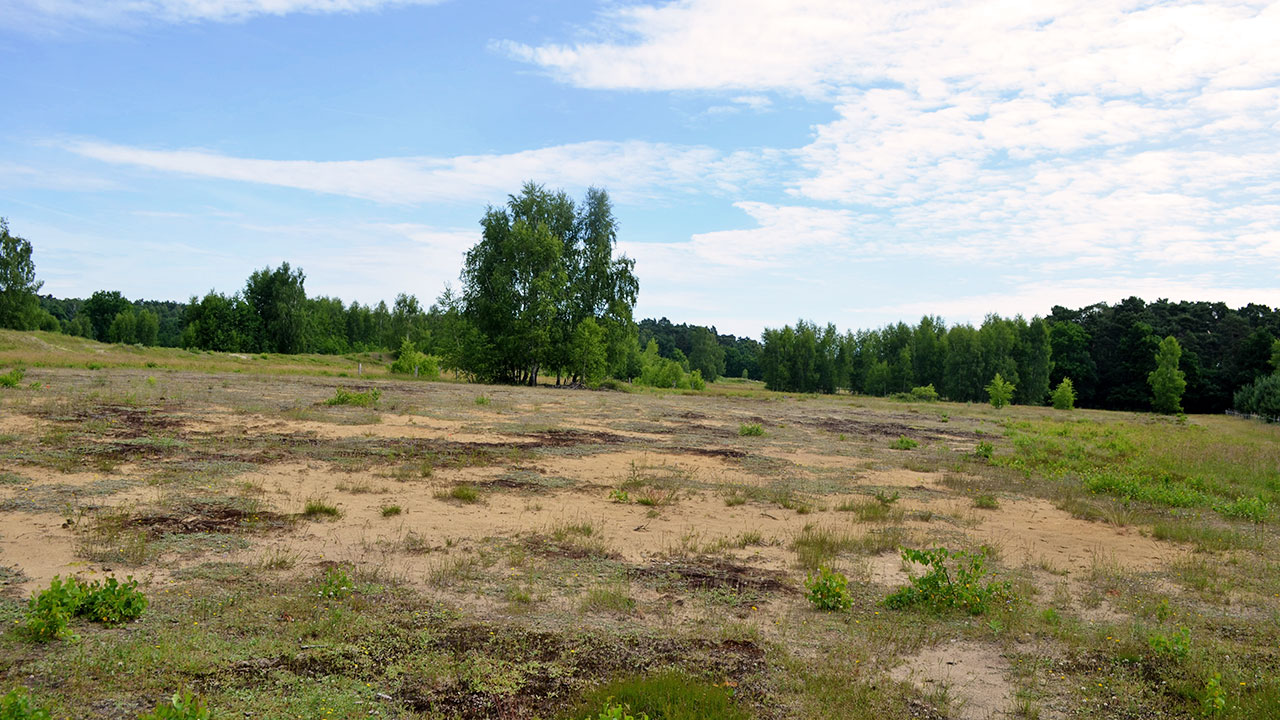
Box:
left=2, top=0, right=1278, bottom=338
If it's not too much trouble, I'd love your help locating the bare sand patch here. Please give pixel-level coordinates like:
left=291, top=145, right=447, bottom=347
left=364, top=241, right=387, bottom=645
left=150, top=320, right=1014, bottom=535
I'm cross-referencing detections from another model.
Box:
left=890, top=640, right=1014, bottom=720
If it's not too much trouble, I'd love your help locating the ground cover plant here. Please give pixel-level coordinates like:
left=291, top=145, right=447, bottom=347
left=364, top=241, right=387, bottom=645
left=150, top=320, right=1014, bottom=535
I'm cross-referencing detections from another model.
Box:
left=0, top=338, right=1277, bottom=719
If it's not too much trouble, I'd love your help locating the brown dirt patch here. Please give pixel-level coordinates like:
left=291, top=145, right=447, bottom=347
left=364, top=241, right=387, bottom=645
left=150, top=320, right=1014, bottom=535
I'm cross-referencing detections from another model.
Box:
left=630, top=557, right=797, bottom=595
left=890, top=640, right=1014, bottom=720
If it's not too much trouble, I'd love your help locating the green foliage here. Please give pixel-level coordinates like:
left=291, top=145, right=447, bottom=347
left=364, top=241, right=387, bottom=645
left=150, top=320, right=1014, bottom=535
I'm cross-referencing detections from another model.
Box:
left=1233, top=372, right=1280, bottom=420
left=636, top=340, right=705, bottom=390
left=303, top=499, right=341, bottom=518
left=436, top=484, right=481, bottom=504
left=1149, top=335, right=1187, bottom=414
left=389, top=339, right=439, bottom=379
left=973, top=440, right=994, bottom=460
left=805, top=566, right=854, bottom=611
left=26, top=575, right=147, bottom=642
left=890, top=435, right=918, bottom=450
left=910, top=384, right=939, bottom=401
left=1051, top=377, right=1076, bottom=410
left=323, top=387, right=380, bottom=407
left=586, top=703, right=649, bottom=720
left=985, top=372, right=1015, bottom=408
left=137, top=690, right=211, bottom=720
left=1202, top=673, right=1226, bottom=717
left=316, top=567, right=354, bottom=599
left=0, top=688, right=52, bottom=720
left=569, top=672, right=748, bottom=720
left=737, top=423, right=764, bottom=437
left=973, top=494, right=999, bottom=509
left=570, top=317, right=609, bottom=385
left=0, top=367, right=23, bottom=388
left=884, top=547, right=1013, bottom=615
left=1147, top=626, right=1191, bottom=661
left=1214, top=496, right=1269, bottom=523
left=0, top=219, right=44, bottom=331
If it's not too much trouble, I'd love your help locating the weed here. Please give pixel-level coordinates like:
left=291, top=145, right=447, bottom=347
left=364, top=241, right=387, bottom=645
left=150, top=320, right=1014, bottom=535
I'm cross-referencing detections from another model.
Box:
left=973, top=494, right=1000, bottom=509
left=608, top=489, right=631, bottom=504
left=805, top=566, right=854, bottom=611
left=583, top=703, right=648, bottom=720
left=0, top=688, right=51, bottom=719
left=580, top=583, right=635, bottom=614
left=137, top=690, right=211, bottom=720
left=380, top=504, right=403, bottom=517
left=26, top=575, right=147, bottom=642
left=1202, top=673, right=1226, bottom=717
left=323, top=387, right=381, bottom=407
left=973, top=441, right=994, bottom=460
left=873, top=490, right=900, bottom=506
left=1148, top=626, right=1192, bottom=661
left=636, top=487, right=678, bottom=507
left=258, top=548, right=300, bottom=570
left=474, top=394, right=491, bottom=406
left=303, top=498, right=341, bottom=518
left=316, top=566, right=355, bottom=599
left=0, top=367, right=24, bottom=388
left=737, top=423, right=764, bottom=437
left=890, top=436, right=919, bottom=450
left=885, top=547, right=1013, bottom=615
left=1214, top=496, right=1269, bottom=523
left=435, top=484, right=481, bottom=504
left=722, top=491, right=746, bottom=507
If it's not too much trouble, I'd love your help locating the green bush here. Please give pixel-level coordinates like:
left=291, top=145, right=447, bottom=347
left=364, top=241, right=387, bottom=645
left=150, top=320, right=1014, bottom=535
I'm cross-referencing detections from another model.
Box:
left=1051, top=377, right=1076, bottom=410
left=805, top=566, right=854, bottom=611
left=26, top=575, right=147, bottom=642
left=0, top=688, right=52, bottom=720
left=737, top=423, right=764, bottom=437
left=985, top=373, right=1015, bottom=409
left=137, top=691, right=210, bottom=720
left=1234, top=373, right=1280, bottom=420
left=389, top=340, right=440, bottom=379
left=890, top=435, right=918, bottom=450
left=324, top=387, right=381, bottom=407
left=0, top=368, right=23, bottom=388
left=1214, top=496, right=1270, bottom=523
left=973, top=440, right=994, bottom=460
left=884, top=547, right=1012, bottom=615
left=910, top=384, right=939, bottom=401
left=1147, top=626, right=1191, bottom=661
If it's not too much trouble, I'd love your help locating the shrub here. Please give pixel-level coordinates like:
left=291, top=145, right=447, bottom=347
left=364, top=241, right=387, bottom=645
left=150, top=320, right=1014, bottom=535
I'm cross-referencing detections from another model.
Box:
left=137, top=690, right=210, bottom=720
left=885, top=547, right=1013, bottom=615
left=1051, top=377, right=1076, bottom=410
left=389, top=340, right=440, bottom=379
left=1233, top=373, right=1280, bottom=420
left=1214, top=496, right=1269, bottom=523
left=324, top=387, right=381, bottom=407
left=805, top=566, right=854, bottom=611
left=0, top=368, right=23, bottom=388
left=973, top=441, right=994, bottom=460
left=910, top=384, right=939, bottom=401
left=737, top=423, right=764, bottom=437
left=890, top=435, right=918, bottom=450
left=986, top=373, right=1015, bottom=409
left=973, top=494, right=1000, bottom=509
left=26, top=575, right=147, bottom=642
left=0, top=688, right=52, bottom=720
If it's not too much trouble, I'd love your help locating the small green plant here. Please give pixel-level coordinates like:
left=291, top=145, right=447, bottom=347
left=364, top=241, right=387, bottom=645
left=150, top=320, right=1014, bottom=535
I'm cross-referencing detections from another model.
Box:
left=885, top=547, right=1013, bottom=615
left=986, top=373, right=1015, bottom=409
left=608, top=489, right=631, bottom=504
left=137, top=690, right=211, bottom=720
left=805, top=566, right=854, bottom=611
left=890, top=435, right=918, bottom=450
left=0, top=688, right=52, bottom=720
left=380, top=505, right=402, bottom=517
left=324, top=387, right=381, bottom=407
left=316, top=566, right=354, bottom=599
left=973, top=441, right=994, bottom=460
left=737, top=423, right=764, bottom=437
left=303, top=499, right=341, bottom=518
left=0, top=368, right=24, bottom=388
left=474, top=394, right=491, bottom=406
left=1201, top=673, right=1226, bottom=717
left=973, top=494, right=1000, bottom=509
left=1051, top=377, right=1076, bottom=410
left=873, top=490, right=900, bottom=506
left=1147, top=626, right=1191, bottom=661
left=435, top=484, right=481, bottom=504
left=1214, top=496, right=1269, bottom=523
left=25, top=575, right=147, bottom=642
left=586, top=703, right=649, bottom=720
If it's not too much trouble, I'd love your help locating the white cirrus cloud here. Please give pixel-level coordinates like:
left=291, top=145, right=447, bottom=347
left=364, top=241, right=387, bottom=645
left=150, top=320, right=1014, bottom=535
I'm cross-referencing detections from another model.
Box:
left=1, top=0, right=444, bottom=28
left=65, top=139, right=773, bottom=205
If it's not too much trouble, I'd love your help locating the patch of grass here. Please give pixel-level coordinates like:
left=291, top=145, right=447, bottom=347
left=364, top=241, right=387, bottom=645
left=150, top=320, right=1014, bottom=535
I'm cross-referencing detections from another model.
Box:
left=973, top=494, right=1000, bottom=509
left=435, top=484, right=482, bottom=504
left=890, top=435, right=919, bottom=450
left=565, top=672, right=750, bottom=720
left=835, top=498, right=904, bottom=523
left=790, top=523, right=859, bottom=571
left=0, top=688, right=52, bottom=719
left=323, top=386, right=381, bottom=407
left=380, top=505, right=403, bottom=517
left=302, top=498, right=341, bottom=519
left=737, top=423, right=764, bottom=437
left=474, top=394, right=491, bottom=406
left=1152, top=519, right=1261, bottom=552
left=580, top=582, right=636, bottom=614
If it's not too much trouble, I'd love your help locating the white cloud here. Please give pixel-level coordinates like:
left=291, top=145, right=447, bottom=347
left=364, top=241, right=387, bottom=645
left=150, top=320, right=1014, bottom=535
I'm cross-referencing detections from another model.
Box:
left=2, top=0, right=443, bottom=27
left=66, top=139, right=771, bottom=205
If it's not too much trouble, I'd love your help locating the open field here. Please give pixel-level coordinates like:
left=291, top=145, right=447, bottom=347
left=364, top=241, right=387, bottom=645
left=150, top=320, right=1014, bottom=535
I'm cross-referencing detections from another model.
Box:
left=1, top=332, right=1278, bottom=719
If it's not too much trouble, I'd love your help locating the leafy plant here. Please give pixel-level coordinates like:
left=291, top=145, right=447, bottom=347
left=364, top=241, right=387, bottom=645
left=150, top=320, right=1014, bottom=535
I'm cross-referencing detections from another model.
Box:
left=890, top=435, right=918, bottom=450
left=737, top=423, right=764, bottom=437
left=316, top=566, right=354, bottom=599
left=973, top=494, right=1000, bottom=509
left=80, top=576, right=149, bottom=625
left=1147, top=626, right=1191, bottom=661
left=0, top=688, right=52, bottom=719
left=137, top=690, right=211, bottom=720
left=609, top=489, right=631, bottom=504
left=986, top=373, right=1015, bottom=409
left=873, top=490, right=900, bottom=506
left=323, top=387, right=381, bottom=407
left=1201, top=673, right=1226, bottom=717
left=973, top=440, right=994, bottom=460
left=885, top=547, right=1013, bottom=615
left=25, top=575, right=147, bottom=642
left=1214, top=496, right=1269, bottom=523
left=1051, top=377, right=1076, bottom=410
left=805, top=566, right=854, bottom=611
left=586, top=702, right=649, bottom=720
left=910, top=384, right=939, bottom=401
left=0, top=368, right=24, bottom=389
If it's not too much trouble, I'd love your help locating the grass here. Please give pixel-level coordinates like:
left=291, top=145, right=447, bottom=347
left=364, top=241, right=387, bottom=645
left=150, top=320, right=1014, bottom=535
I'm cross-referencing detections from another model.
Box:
left=579, top=582, right=636, bottom=614
left=323, top=386, right=381, bottom=407
left=434, top=484, right=482, bottom=504
left=380, top=504, right=403, bottom=517
left=563, top=672, right=751, bottom=720
left=973, top=494, right=1000, bottom=509
left=738, top=423, right=764, bottom=436
left=302, top=498, right=341, bottom=518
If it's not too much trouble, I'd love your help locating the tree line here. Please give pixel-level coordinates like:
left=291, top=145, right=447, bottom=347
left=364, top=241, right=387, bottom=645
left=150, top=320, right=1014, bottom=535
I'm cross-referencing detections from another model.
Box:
left=4, top=204, right=1279, bottom=417
left=758, top=298, right=1280, bottom=414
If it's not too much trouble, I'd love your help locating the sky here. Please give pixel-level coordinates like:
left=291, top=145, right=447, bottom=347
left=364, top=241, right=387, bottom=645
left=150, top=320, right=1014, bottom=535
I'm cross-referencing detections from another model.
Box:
left=1, top=0, right=1278, bottom=338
